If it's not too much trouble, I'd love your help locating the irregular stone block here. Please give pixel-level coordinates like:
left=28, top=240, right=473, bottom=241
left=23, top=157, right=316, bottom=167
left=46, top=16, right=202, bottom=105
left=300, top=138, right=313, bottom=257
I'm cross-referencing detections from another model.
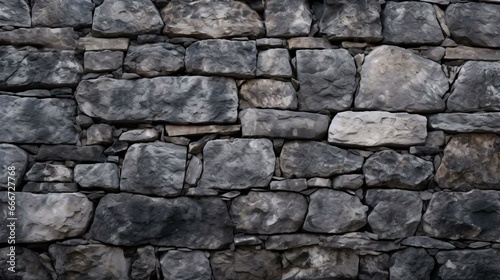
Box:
left=322, top=232, right=401, bottom=252
left=328, top=111, right=428, bottom=147
left=25, top=163, right=73, bottom=182
left=74, top=163, right=120, bottom=190
left=84, top=51, right=123, bottom=72
left=257, top=48, right=292, bottom=78
left=32, top=0, right=94, bottom=28
left=165, top=124, right=240, bottom=136
left=287, top=37, right=333, bottom=49
left=269, top=179, right=308, bottom=192
left=124, top=43, right=184, bottom=77
left=307, top=177, right=332, bottom=188
left=332, top=174, right=364, bottom=190
left=185, top=156, right=202, bottom=186
left=75, top=77, right=238, bottom=123
left=161, top=250, right=211, bottom=280
left=444, top=46, right=500, bottom=61
left=296, top=49, right=356, bottom=112
left=389, top=248, right=434, bottom=280
left=401, top=236, right=455, bottom=250
left=240, top=79, right=297, bottom=110
left=356, top=45, right=448, bottom=113
left=119, top=128, right=159, bottom=142
left=86, top=124, right=113, bottom=145
left=0, top=247, right=53, bottom=279
left=265, top=0, right=312, bottom=37
left=130, top=246, right=156, bottom=280
left=22, top=182, right=78, bottom=193
left=359, top=254, right=389, bottom=280
left=436, top=249, right=500, bottom=280
left=428, top=113, right=500, bottom=133
left=0, top=27, right=76, bottom=49
left=0, top=144, right=28, bottom=190
left=36, top=145, right=104, bottom=162
left=256, top=38, right=287, bottom=48
left=211, top=248, right=282, bottom=280
left=0, top=0, right=31, bottom=27
left=265, top=234, right=322, bottom=250
left=77, top=37, right=130, bottom=51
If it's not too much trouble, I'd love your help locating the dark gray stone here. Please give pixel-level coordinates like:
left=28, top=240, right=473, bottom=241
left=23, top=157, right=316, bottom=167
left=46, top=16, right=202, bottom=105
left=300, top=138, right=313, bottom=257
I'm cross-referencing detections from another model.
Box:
left=84, top=51, right=123, bottom=72
left=332, top=174, right=364, bottom=190
left=0, top=0, right=31, bottom=27
left=401, top=236, right=455, bottom=250
left=389, top=248, right=434, bottom=280
left=265, top=0, right=312, bottom=37
left=0, top=89, right=51, bottom=97
left=322, top=232, right=401, bottom=252
left=428, top=113, right=500, bottom=133
left=36, top=145, right=104, bottom=162
left=86, top=124, right=113, bottom=145
left=185, top=156, right=202, bottom=186
left=75, top=163, right=120, bottom=190
left=265, top=234, right=322, bottom=250
left=256, top=38, right=287, bottom=48
left=22, top=182, right=78, bottom=193
left=211, top=248, right=282, bottom=280
left=0, top=247, right=52, bottom=279
left=124, top=43, right=184, bottom=77
left=32, top=0, right=94, bottom=28
left=130, top=246, right=157, bottom=280
left=25, top=163, right=73, bottom=182
left=359, top=254, right=390, bottom=280
left=161, top=250, right=211, bottom=280
left=0, top=27, right=76, bottom=49
left=257, top=48, right=292, bottom=78
left=269, top=179, right=308, bottom=192
left=436, top=249, right=500, bottom=280
left=239, top=79, right=297, bottom=109
left=0, top=144, right=28, bottom=190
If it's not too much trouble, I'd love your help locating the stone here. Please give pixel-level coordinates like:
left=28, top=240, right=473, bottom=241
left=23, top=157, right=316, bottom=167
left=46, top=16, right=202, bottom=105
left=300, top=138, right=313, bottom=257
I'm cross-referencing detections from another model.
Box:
left=356, top=45, right=448, bottom=113
left=161, top=0, right=264, bottom=39
left=422, top=190, right=500, bottom=242
left=366, top=189, right=422, bottom=239
left=280, top=141, right=363, bottom=178
left=0, top=46, right=83, bottom=89
left=186, top=39, right=256, bottom=78
left=165, top=125, right=240, bottom=136
left=303, top=189, right=367, bottom=233
left=359, top=254, right=390, bottom=280
left=211, top=248, right=282, bottom=280
left=256, top=38, right=287, bottom=48
left=36, top=145, right=104, bottom=162
left=130, top=246, right=157, bottom=280
left=23, top=182, right=78, bottom=193
left=49, top=244, right=129, bottom=280
left=32, top=0, right=94, bottom=28
left=84, top=51, right=123, bottom=72
left=198, top=139, right=275, bottom=190
left=282, top=246, right=358, bottom=280
left=320, top=0, right=383, bottom=42
left=240, top=108, right=330, bottom=139
left=265, top=234, right=322, bottom=250
left=119, top=128, right=159, bottom=142
left=124, top=43, right=184, bottom=77
left=0, top=192, right=93, bottom=242
left=296, top=49, right=357, bottom=112
left=447, top=61, right=500, bottom=112
left=256, top=49, right=292, bottom=78
left=230, top=191, right=308, bottom=234
left=435, top=134, right=500, bottom=190
left=25, top=163, right=73, bottom=182
left=363, top=150, right=434, bottom=190
left=121, top=142, right=186, bottom=197
left=0, top=89, right=51, bottom=97
left=428, top=113, right=500, bottom=133
left=77, top=37, right=130, bottom=51
left=185, top=156, right=202, bottom=186
left=401, top=236, right=455, bottom=250
left=76, top=76, right=238, bottom=123
left=332, top=174, right=364, bottom=190
left=265, top=0, right=312, bottom=37
left=322, top=232, right=401, bottom=252
left=90, top=193, right=233, bottom=248
left=92, top=0, right=163, bottom=37
left=0, top=27, right=76, bottom=49
left=0, top=247, right=53, bottom=279
left=74, top=163, right=120, bottom=190
left=328, top=111, right=428, bottom=147
left=420, top=46, right=446, bottom=62
left=444, top=46, right=500, bottom=61
left=234, top=235, right=262, bottom=246
left=425, top=131, right=445, bottom=148
left=270, top=179, right=308, bottom=192
left=446, top=3, right=500, bottom=48
left=382, top=2, right=444, bottom=45
left=86, top=124, right=113, bottom=145
left=307, top=178, right=332, bottom=188
left=0, top=0, right=31, bottom=27
left=76, top=115, right=93, bottom=128
left=436, top=249, right=500, bottom=280
left=161, top=250, right=211, bottom=280
left=239, top=79, right=297, bottom=110
left=389, top=248, right=434, bottom=280
left=0, top=144, right=28, bottom=190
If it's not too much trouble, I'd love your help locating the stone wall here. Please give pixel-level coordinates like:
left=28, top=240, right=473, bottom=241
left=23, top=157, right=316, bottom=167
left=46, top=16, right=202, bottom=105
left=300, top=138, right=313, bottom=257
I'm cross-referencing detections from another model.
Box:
left=0, top=0, right=500, bottom=279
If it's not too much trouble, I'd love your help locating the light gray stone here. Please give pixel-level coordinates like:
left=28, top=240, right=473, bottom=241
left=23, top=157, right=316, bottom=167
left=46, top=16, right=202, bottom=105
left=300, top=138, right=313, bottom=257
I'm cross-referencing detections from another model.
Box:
left=239, top=79, right=297, bottom=110
left=322, top=232, right=401, bottom=252
left=307, top=178, right=332, bottom=188
left=124, top=43, right=184, bottom=77
left=161, top=250, right=211, bottom=280
left=256, top=48, right=292, bottom=78
left=436, top=249, right=500, bottom=280
left=74, top=163, right=120, bottom=190
left=269, top=179, right=308, bottom=192
left=0, top=144, right=28, bottom=190
left=32, top=0, right=94, bottom=28
left=401, top=236, right=455, bottom=250
left=25, top=163, right=73, bottom=182
left=211, top=248, right=282, bottom=280
left=389, top=248, right=434, bottom=280
left=84, top=51, right=123, bottom=72
left=119, top=128, right=159, bottom=142
left=77, top=37, right=130, bottom=51
left=165, top=125, right=240, bottom=136
left=0, top=0, right=31, bottom=27
left=265, top=0, right=312, bottom=37
left=287, top=37, right=333, bottom=49
left=332, top=174, right=364, bottom=190
left=22, top=182, right=78, bottom=193
left=256, top=38, right=287, bottom=48
left=428, top=113, right=500, bottom=133
left=444, top=46, right=500, bottom=61
left=0, top=27, right=76, bottom=49
left=86, top=124, right=113, bottom=145
left=0, top=89, right=51, bottom=97
left=185, top=156, right=202, bottom=186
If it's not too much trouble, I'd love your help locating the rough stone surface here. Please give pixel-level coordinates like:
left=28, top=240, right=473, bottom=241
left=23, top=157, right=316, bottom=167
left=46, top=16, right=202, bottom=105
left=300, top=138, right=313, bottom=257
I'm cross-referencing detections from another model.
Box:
left=74, top=163, right=120, bottom=190
left=402, top=236, right=455, bottom=250
left=25, top=163, right=73, bottom=182
left=32, top=0, right=94, bottom=28
left=0, top=0, right=31, bottom=27
left=280, top=141, right=363, bottom=178
left=269, top=179, right=308, bottom=192
left=0, top=144, right=28, bottom=190
left=356, top=45, right=448, bottom=113
left=161, top=250, right=211, bottom=280
left=185, top=156, right=202, bottom=186
left=428, top=113, right=500, bottom=133
left=0, top=247, right=53, bottom=279
left=77, top=37, right=130, bottom=51
left=0, top=27, right=76, bottom=49
left=436, top=249, right=500, bottom=280
left=287, top=37, right=333, bottom=49
left=211, top=248, right=282, bottom=280
left=23, top=182, right=78, bottom=193
left=84, top=51, right=123, bottom=72
left=296, top=49, right=357, bottom=112
left=130, top=246, right=157, bottom=280
left=359, top=254, right=390, bottom=280
left=86, top=124, right=113, bottom=145
left=265, top=234, right=322, bottom=250
left=322, top=232, right=401, bottom=252
left=240, top=79, right=297, bottom=110
left=332, top=174, right=365, bottom=190
left=389, top=248, right=434, bottom=280
left=198, top=139, right=275, bottom=190
left=119, top=128, right=159, bottom=142
left=36, top=145, right=104, bottom=162
left=124, top=43, right=184, bottom=77
left=265, top=0, right=312, bottom=37
left=165, top=125, right=240, bottom=136
left=257, top=48, right=292, bottom=78
left=444, top=46, right=500, bottom=61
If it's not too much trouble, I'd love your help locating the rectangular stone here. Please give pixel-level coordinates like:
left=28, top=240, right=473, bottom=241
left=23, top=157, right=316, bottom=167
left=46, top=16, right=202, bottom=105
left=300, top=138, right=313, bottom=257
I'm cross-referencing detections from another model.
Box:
left=36, top=145, right=104, bottom=162
left=428, top=113, right=500, bottom=133
left=165, top=125, right=241, bottom=136
left=0, top=27, right=76, bottom=49
left=77, top=37, right=130, bottom=51
left=445, top=46, right=500, bottom=61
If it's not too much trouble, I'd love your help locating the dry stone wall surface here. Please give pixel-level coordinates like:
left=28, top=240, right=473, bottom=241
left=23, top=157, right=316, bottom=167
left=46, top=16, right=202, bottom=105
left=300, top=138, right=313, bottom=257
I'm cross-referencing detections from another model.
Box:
left=0, top=0, right=500, bottom=279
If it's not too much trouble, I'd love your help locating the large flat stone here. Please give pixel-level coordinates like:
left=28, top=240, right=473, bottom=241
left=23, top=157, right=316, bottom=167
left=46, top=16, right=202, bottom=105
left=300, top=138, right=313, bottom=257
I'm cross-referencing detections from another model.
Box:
left=165, top=124, right=241, bottom=136
left=265, top=0, right=312, bottom=37
left=211, top=248, right=282, bottom=280
left=428, top=113, right=500, bottom=133
left=25, top=163, right=73, bottom=182
left=0, top=28, right=76, bottom=49
left=32, top=0, right=94, bottom=28
left=74, top=163, right=120, bottom=190
left=239, top=79, right=297, bottom=109
left=77, top=37, right=130, bottom=51
left=322, top=233, right=400, bottom=252
left=0, top=144, right=28, bottom=190
left=0, top=0, right=31, bottom=27
left=389, top=248, right=434, bottom=280
left=444, top=46, right=500, bottom=61
left=124, top=43, right=185, bottom=77
left=265, top=234, right=322, bottom=250
left=256, top=48, right=293, bottom=78
left=436, top=249, right=500, bottom=280
left=36, top=145, right=104, bottom=162
left=75, top=77, right=238, bottom=123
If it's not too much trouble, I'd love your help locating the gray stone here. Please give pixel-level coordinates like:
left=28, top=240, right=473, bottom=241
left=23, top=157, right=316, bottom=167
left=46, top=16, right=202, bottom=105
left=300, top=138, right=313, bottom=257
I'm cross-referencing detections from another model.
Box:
left=186, top=39, right=256, bottom=78
left=121, top=142, right=186, bottom=197
left=119, top=128, right=159, bottom=142
left=280, top=141, right=363, bottom=178
left=307, top=178, right=332, bottom=188
left=76, top=77, right=238, bottom=123
left=265, top=234, right=321, bottom=250
left=422, top=190, right=500, bottom=242
left=240, top=108, right=330, bottom=139
left=383, top=1, right=444, bottom=45
left=239, top=79, right=297, bottom=109
left=32, top=0, right=94, bottom=28
left=322, top=232, right=401, bottom=252
left=425, top=131, right=445, bottom=148
left=420, top=46, right=446, bottom=62
left=0, top=46, right=82, bottom=89
left=77, top=37, right=130, bottom=51
left=0, top=192, right=93, bottom=242
left=124, top=43, right=184, bottom=77
left=0, top=247, right=53, bottom=279
left=389, top=248, right=434, bottom=280
left=257, top=49, right=292, bottom=78
left=444, top=46, right=500, bottom=61
left=0, top=89, right=51, bottom=97
left=130, top=246, right=157, bottom=280
left=23, top=182, right=78, bottom=193
left=211, top=248, right=282, bottom=280
left=234, top=235, right=262, bottom=246
left=161, top=0, right=264, bottom=39
left=270, top=179, right=308, bottom=192
left=25, top=163, right=73, bottom=182
left=161, top=250, right=211, bottom=280
left=296, top=49, right=357, bottom=112
left=265, top=0, right=312, bottom=37
left=256, top=38, right=287, bottom=48
left=230, top=191, right=308, bottom=234
left=74, top=163, right=120, bottom=190
left=446, top=3, right=500, bottom=48
left=363, top=150, right=434, bottom=190
left=0, top=27, right=76, bottom=49
left=428, top=113, right=500, bottom=133
left=90, top=193, right=233, bottom=248
left=287, top=37, right=333, bottom=49
left=165, top=125, right=240, bottom=136
left=320, top=0, right=383, bottom=42
left=283, top=246, right=358, bottom=280
left=436, top=249, right=500, bottom=280
left=185, top=156, right=202, bottom=186
left=86, top=124, right=113, bottom=145
left=356, top=45, right=448, bottom=113
left=0, top=0, right=31, bottom=27
left=92, top=0, right=163, bottom=37
left=36, top=145, right=104, bottom=162
left=359, top=254, right=390, bottom=280
left=84, top=51, right=123, bottom=72
left=328, top=111, right=428, bottom=147
left=332, top=174, right=364, bottom=190
left=0, top=144, right=28, bottom=190
left=198, top=139, right=275, bottom=190
left=303, top=189, right=367, bottom=233
left=401, top=236, right=455, bottom=250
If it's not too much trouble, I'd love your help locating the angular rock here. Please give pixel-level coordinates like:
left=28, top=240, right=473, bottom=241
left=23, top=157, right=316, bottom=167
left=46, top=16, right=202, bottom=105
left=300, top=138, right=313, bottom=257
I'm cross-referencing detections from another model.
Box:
left=328, top=111, right=428, bottom=147
left=401, top=236, right=455, bottom=250
left=186, top=39, right=256, bottom=78
left=130, top=246, right=157, bottom=280
left=383, top=1, right=444, bottom=45
left=198, top=139, right=275, bottom=190
left=436, top=249, right=500, bottom=280
left=86, top=124, right=113, bottom=145
left=0, top=0, right=31, bottom=27
left=446, top=3, right=500, bottom=48
left=280, top=141, right=363, bottom=178
left=124, top=43, right=184, bottom=77
left=119, top=128, right=158, bottom=142
left=161, top=250, right=211, bottom=280
left=444, top=46, right=500, bottom=61
left=356, top=45, right=448, bottom=112
left=359, top=254, right=390, bottom=280
left=287, top=37, right=333, bottom=50
left=0, top=192, right=93, bottom=242
left=322, top=232, right=401, bottom=252
left=296, top=49, right=357, bottom=112
left=90, top=193, right=233, bottom=248
left=265, top=0, right=312, bottom=37
left=165, top=124, right=240, bottom=136
left=332, top=174, right=364, bottom=190
left=257, top=49, right=292, bottom=78
left=303, top=189, right=367, bottom=233
left=25, top=163, right=73, bottom=182
left=230, top=191, right=308, bottom=234
left=36, top=145, right=104, bottom=162
left=22, top=182, right=78, bottom=193
left=307, top=178, right=332, bottom=188
left=161, top=0, right=264, bottom=39
left=0, top=89, right=51, bottom=97
left=240, top=108, right=330, bottom=139
left=269, top=179, right=308, bottom=192
left=389, top=248, right=434, bottom=280
left=211, top=248, right=282, bottom=280
left=92, top=0, right=163, bottom=37
left=422, top=190, right=500, bottom=242
left=0, top=27, right=76, bottom=49
left=0, top=247, right=53, bottom=279
left=185, top=156, right=202, bottom=186
left=265, top=234, right=322, bottom=250
left=428, top=113, right=500, bottom=133
left=363, top=150, right=434, bottom=190
left=239, top=79, right=297, bottom=110
left=84, top=51, right=123, bottom=72
left=74, top=163, right=120, bottom=190
left=76, top=77, right=238, bottom=123
left=77, top=37, right=130, bottom=51
left=320, top=0, right=383, bottom=42
left=256, top=38, right=287, bottom=48
left=121, top=142, right=186, bottom=197
left=0, top=144, right=28, bottom=190
left=32, top=0, right=94, bottom=28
